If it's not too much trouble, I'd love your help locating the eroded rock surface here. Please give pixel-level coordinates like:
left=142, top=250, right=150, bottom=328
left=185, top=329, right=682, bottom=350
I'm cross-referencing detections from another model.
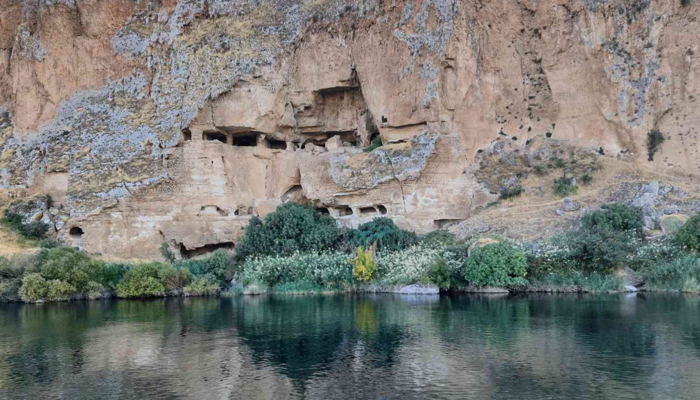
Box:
left=0, top=0, right=699, bottom=259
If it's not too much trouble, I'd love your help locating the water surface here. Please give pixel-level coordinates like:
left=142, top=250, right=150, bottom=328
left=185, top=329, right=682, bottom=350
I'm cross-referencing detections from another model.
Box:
left=1, top=293, right=700, bottom=399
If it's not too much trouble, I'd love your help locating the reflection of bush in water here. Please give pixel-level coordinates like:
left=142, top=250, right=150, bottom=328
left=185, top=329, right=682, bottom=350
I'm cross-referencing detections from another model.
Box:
left=233, top=295, right=408, bottom=382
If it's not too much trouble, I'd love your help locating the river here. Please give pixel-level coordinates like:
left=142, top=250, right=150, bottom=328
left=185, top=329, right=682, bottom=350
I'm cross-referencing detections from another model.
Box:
left=1, top=293, right=699, bottom=399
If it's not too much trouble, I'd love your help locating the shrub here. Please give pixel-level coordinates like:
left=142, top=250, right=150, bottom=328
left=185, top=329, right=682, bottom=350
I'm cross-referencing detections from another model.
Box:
left=375, top=245, right=454, bottom=286
left=160, top=242, right=176, bottom=263
left=242, top=251, right=352, bottom=288
left=421, top=230, right=456, bottom=247
left=499, top=184, right=523, bottom=200
left=553, top=176, right=577, bottom=197
left=581, top=173, right=593, bottom=185
left=643, top=255, right=700, bottom=292
left=177, top=249, right=234, bottom=284
left=234, top=203, right=339, bottom=262
left=424, top=254, right=463, bottom=289
left=0, top=279, right=21, bottom=302
left=672, top=214, right=700, bottom=252
left=183, top=275, right=220, bottom=296
left=461, top=243, right=528, bottom=287
left=351, top=247, right=376, bottom=282
left=564, top=204, right=643, bottom=273
left=364, top=137, right=382, bottom=153
left=115, top=262, right=182, bottom=298
left=1, top=211, right=49, bottom=240
left=85, top=281, right=106, bottom=300
left=19, top=273, right=48, bottom=302
left=581, top=204, right=643, bottom=237
left=46, top=280, right=76, bottom=301
left=682, top=0, right=691, bottom=8
left=36, top=247, right=106, bottom=292
left=647, top=130, right=665, bottom=161
left=345, top=217, right=418, bottom=253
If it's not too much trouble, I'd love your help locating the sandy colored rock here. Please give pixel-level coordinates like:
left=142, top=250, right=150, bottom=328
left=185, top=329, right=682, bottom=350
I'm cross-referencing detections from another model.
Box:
left=0, top=1, right=698, bottom=259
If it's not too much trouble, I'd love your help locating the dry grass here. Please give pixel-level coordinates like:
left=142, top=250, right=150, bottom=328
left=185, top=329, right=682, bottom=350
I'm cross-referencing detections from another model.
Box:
left=463, top=158, right=699, bottom=242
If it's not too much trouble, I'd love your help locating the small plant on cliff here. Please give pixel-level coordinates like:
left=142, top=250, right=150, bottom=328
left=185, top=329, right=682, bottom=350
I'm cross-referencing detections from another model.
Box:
left=352, top=247, right=376, bottom=283
left=581, top=172, right=593, bottom=185
left=160, top=243, right=176, bottom=263
left=553, top=176, right=578, bottom=197
left=672, top=213, right=700, bottom=252
left=461, top=242, right=528, bottom=288
left=647, top=130, right=665, bottom=161
left=345, top=217, right=418, bottom=253
left=1, top=211, right=49, bottom=240
left=364, top=137, right=382, bottom=153
left=234, top=203, right=340, bottom=262
left=499, top=184, right=524, bottom=200
left=681, top=0, right=691, bottom=7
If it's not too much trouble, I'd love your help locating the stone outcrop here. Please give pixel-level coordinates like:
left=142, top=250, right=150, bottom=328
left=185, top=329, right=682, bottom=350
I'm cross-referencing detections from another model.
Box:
left=0, top=0, right=699, bottom=259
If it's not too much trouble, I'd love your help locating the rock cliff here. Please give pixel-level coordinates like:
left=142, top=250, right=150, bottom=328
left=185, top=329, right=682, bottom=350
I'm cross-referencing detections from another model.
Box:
left=0, top=0, right=698, bottom=259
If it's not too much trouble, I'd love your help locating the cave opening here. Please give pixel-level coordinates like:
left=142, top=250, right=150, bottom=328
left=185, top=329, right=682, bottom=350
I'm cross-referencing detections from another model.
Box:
left=359, top=206, right=378, bottom=216
left=179, top=242, right=235, bottom=259
left=316, top=207, right=330, bottom=216
left=231, top=132, right=259, bottom=147
left=266, top=138, right=288, bottom=150
left=69, top=227, right=84, bottom=239
left=203, top=131, right=228, bottom=144
left=377, top=205, right=388, bottom=215
left=336, top=205, right=353, bottom=217
left=182, top=129, right=192, bottom=141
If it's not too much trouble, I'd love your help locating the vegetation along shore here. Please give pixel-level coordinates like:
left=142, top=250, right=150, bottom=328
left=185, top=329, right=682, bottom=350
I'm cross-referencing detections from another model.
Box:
left=2, top=202, right=700, bottom=303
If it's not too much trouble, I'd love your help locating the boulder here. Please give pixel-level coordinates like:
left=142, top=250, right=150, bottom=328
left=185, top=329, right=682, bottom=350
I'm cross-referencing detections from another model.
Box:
left=660, top=214, right=689, bottom=235
left=398, top=284, right=439, bottom=295
left=562, top=198, right=579, bottom=212
left=325, top=136, right=343, bottom=152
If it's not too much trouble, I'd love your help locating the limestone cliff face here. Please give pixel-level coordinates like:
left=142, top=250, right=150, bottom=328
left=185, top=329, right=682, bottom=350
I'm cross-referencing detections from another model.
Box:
left=0, top=0, right=698, bottom=258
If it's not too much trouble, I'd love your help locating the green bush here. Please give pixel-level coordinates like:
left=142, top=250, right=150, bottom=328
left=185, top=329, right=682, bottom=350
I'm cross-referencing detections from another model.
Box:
left=421, top=230, right=456, bottom=247
left=647, top=130, right=665, bottom=161
left=183, top=275, right=220, bottom=296
left=681, top=0, right=691, bottom=6
left=424, top=255, right=463, bottom=289
left=85, top=281, right=106, bottom=300
left=46, top=280, right=76, bottom=301
left=115, top=262, right=186, bottom=298
left=1, top=211, right=49, bottom=240
left=0, top=279, right=21, bottom=302
left=19, top=273, right=48, bottom=302
left=461, top=243, right=528, bottom=287
left=672, top=214, right=700, bottom=252
left=345, top=218, right=418, bottom=253
left=581, top=203, right=643, bottom=237
left=36, top=247, right=106, bottom=292
left=564, top=204, right=643, bottom=274
left=553, top=176, right=577, bottom=197
left=235, top=203, right=339, bottom=262
left=177, top=249, right=234, bottom=284
left=581, top=173, right=593, bottom=185
left=364, top=137, right=382, bottom=153
left=499, top=184, right=523, bottom=200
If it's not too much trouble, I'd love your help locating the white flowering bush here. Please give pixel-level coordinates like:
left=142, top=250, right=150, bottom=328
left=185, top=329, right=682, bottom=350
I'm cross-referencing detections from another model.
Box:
left=242, top=251, right=353, bottom=288
left=374, top=245, right=453, bottom=286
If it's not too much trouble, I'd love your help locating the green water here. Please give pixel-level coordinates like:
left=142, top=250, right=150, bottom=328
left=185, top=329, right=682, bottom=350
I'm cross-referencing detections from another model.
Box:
left=1, top=293, right=700, bottom=399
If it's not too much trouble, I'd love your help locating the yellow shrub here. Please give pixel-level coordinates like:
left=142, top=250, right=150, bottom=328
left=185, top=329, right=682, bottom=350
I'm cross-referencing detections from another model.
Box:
left=351, top=246, right=376, bottom=282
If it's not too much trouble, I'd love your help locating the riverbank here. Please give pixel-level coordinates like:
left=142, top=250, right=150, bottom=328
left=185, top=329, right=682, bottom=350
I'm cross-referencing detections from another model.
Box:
left=2, top=203, right=700, bottom=303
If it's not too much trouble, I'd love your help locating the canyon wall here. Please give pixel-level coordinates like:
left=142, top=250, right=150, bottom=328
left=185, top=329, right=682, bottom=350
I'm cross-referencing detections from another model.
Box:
left=0, top=0, right=698, bottom=259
